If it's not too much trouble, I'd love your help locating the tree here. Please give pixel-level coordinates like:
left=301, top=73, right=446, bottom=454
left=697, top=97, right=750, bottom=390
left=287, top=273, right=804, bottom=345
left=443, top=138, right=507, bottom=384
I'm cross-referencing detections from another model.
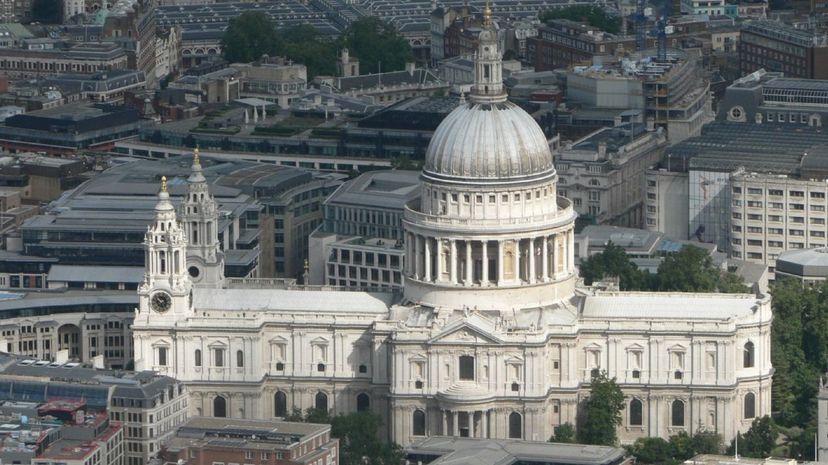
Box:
left=280, top=409, right=401, bottom=465
left=341, top=17, right=414, bottom=74
left=577, top=371, right=625, bottom=446
left=656, top=245, right=718, bottom=292
left=30, top=0, right=62, bottom=23
left=221, top=12, right=280, bottom=63
left=550, top=423, right=576, bottom=443
left=331, top=412, right=403, bottom=465
left=669, top=431, right=695, bottom=461
left=276, top=25, right=338, bottom=78
left=539, top=5, right=621, bottom=33
left=690, top=430, right=723, bottom=455
left=727, top=416, right=776, bottom=459
left=628, top=437, right=675, bottom=464
left=716, top=271, right=751, bottom=293
left=578, top=241, right=648, bottom=290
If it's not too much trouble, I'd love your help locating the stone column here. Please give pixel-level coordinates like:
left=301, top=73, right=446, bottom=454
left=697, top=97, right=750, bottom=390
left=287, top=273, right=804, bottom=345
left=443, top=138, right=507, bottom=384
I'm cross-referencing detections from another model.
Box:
left=442, top=410, right=448, bottom=435
left=415, top=235, right=423, bottom=279
left=450, top=239, right=458, bottom=284
left=528, top=238, right=536, bottom=284
left=514, top=240, right=521, bottom=283
left=465, top=240, right=473, bottom=285
left=435, top=239, right=444, bottom=282
left=452, top=411, right=459, bottom=436
left=424, top=237, right=432, bottom=282
left=497, top=240, right=504, bottom=285
left=482, top=409, right=489, bottom=438
left=542, top=236, right=549, bottom=281
left=481, top=240, right=488, bottom=285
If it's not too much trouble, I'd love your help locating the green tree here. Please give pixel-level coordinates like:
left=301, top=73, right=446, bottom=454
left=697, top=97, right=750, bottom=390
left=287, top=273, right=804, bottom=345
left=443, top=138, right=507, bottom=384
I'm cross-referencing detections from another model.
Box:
left=221, top=11, right=280, bottom=63
left=669, top=431, right=695, bottom=461
left=578, top=241, right=647, bottom=290
left=716, top=271, right=751, bottom=293
left=280, top=409, right=401, bottom=465
left=331, top=412, right=403, bottom=465
left=690, top=430, right=723, bottom=455
left=727, top=416, right=776, bottom=459
left=577, top=371, right=625, bottom=446
left=656, top=245, right=718, bottom=292
left=628, top=437, right=675, bottom=464
left=539, top=5, right=621, bottom=33
left=276, top=24, right=338, bottom=77
left=341, top=17, right=414, bottom=74
left=550, top=423, right=576, bottom=443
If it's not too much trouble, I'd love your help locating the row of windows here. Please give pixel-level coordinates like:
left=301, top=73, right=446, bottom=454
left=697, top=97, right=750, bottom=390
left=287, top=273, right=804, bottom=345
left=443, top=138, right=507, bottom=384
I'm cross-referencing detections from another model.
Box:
left=735, top=186, right=826, bottom=198
left=627, top=393, right=756, bottom=427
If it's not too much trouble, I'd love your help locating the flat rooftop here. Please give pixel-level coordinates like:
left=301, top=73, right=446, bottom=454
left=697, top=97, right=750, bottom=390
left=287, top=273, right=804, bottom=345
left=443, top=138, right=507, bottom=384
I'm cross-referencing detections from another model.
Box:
left=326, top=169, right=420, bottom=210
left=407, top=436, right=627, bottom=465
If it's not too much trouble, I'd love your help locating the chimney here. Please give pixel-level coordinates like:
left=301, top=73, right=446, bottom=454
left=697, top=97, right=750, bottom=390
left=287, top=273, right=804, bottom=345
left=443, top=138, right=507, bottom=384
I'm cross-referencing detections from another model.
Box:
left=598, top=142, right=607, bottom=158
left=613, top=115, right=622, bottom=127
left=406, top=62, right=416, bottom=76
left=646, top=117, right=655, bottom=131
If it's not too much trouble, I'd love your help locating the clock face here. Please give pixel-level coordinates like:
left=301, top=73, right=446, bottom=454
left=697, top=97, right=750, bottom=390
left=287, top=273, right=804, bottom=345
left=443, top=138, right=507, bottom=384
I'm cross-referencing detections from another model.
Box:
left=150, top=292, right=172, bottom=313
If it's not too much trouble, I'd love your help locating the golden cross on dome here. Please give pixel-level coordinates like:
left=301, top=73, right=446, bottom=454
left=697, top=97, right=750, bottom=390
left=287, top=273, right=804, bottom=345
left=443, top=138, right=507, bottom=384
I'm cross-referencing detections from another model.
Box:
left=161, top=176, right=168, bottom=193
left=193, top=145, right=200, bottom=164
left=483, top=0, right=492, bottom=27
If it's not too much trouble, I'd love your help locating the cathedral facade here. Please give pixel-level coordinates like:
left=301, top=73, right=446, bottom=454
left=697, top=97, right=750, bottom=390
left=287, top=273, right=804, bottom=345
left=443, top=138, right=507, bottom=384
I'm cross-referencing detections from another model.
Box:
left=133, top=11, right=772, bottom=446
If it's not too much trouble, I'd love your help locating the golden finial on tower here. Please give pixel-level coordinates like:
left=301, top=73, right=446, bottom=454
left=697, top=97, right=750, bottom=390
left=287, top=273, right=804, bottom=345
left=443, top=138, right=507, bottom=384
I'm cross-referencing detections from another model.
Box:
left=161, top=176, right=168, bottom=193
left=193, top=145, right=200, bottom=165
left=303, top=258, right=309, bottom=273
left=483, top=0, right=492, bottom=27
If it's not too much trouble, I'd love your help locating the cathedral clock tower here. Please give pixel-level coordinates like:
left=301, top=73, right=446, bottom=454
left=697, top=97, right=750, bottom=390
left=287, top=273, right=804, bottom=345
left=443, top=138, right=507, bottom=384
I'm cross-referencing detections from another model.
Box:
left=137, top=176, right=193, bottom=325
left=179, top=148, right=225, bottom=288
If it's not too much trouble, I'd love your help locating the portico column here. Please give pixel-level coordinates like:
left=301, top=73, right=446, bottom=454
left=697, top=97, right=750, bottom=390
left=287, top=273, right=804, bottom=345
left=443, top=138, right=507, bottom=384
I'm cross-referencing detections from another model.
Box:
left=465, top=241, right=473, bottom=285
left=497, top=240, right=504, bottom=285
left=415, top=235, right=423, bottom=279
left=514, top=239, right=521, bottom=283
left=481, top=240, right=489, bottom=285
left=452, top=411, right=459, bottom=436
left=450, top=239, right=458, bottom=284
left=424, top=237, right=432, bottom=282
left=528, top=237, right=536, bottom=284
left=442, top=410, right=448, bottom=435
left=542, top=236, right=549, bottom=281
left=482, top=410, right=489, bottom=438
left=435, top=239, right=444, bottom=282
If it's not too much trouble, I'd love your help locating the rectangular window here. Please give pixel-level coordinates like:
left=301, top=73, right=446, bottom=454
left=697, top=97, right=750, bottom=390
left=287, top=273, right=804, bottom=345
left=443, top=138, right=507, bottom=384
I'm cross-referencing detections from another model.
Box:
left=459, top=355, right=475, bottom=380
left=214, top=349, right=224, bottom=367
left=158, top=347, right=167, bottom=366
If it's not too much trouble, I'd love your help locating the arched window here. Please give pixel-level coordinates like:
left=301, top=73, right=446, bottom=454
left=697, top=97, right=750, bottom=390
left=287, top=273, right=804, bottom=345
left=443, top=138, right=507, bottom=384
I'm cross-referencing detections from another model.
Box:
left=459, top=355, right=475, bottom=380
left=194, top=349, right=202, bottom=367
left=412, top=410, right=426, bottom=436
left=630, top=398, right=643, bottom=426
left=315, top=392, right=328, bottom=413
left=508, top=412, right=522, bottom=439
left=356, top=393, right=370, bottom=412
left=214, top=396, right=227, bottom=418
left=743, top=341, right=755, bottom=368
left=236, top=350, right=244, bottom=367
left=671, top=400, right=684, bottom=427
left=744, top=392, right=756, bottom=419
left=274, top=392, right=287, bottom=417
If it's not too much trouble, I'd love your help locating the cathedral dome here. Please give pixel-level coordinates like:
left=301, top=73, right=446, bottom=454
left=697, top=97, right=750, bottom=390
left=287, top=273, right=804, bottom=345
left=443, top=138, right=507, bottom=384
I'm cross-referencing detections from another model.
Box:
left=422, top=100, right=555, bottom=184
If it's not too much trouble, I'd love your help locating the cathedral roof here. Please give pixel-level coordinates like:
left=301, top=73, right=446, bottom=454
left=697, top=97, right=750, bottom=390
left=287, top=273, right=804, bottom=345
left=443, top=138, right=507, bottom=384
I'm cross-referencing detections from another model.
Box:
left=422, top=100, right=556, bottom=184
left=192, top=288, right=393, bottom=313
left=581, top=292, right=765, bottom=320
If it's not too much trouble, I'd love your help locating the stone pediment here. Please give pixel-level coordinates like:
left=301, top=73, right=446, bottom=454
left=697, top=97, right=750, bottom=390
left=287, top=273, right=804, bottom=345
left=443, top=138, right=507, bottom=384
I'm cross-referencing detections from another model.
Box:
left=428, top=320, right=503, bottom=345
left=207, top=340, right=227, bottom=348
left=626, top=343, right=645, bottom=351
left=310, top=336, right=330, bottom=345
left=269, top=336, right=289, bottom=344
